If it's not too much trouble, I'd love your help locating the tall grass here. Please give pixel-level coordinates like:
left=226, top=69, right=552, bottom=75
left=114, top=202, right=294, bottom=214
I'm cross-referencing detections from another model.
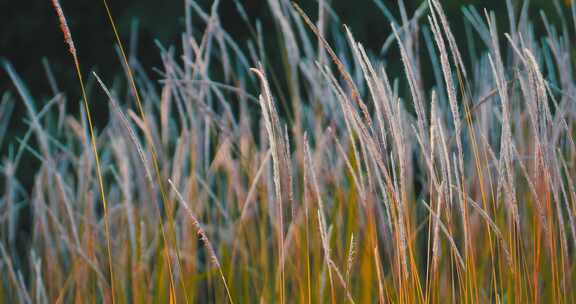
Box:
left=2, top=0, right=576, bottom=302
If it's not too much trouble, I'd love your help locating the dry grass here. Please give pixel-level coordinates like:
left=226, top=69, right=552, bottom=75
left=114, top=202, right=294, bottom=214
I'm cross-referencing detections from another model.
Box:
left=2, top=0, right=576, bottom=302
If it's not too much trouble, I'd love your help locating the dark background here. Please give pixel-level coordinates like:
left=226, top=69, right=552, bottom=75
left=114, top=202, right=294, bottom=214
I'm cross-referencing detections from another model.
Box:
left=4, top=0, right=547, bottom=99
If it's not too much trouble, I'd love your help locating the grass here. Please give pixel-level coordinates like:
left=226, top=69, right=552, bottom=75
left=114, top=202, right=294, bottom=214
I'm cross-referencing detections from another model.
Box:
left=2, top=0, right=576, bottom=302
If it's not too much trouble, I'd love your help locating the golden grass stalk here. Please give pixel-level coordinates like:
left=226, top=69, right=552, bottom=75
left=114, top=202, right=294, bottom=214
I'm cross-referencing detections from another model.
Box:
left=48, top=1, right=116, bottom=302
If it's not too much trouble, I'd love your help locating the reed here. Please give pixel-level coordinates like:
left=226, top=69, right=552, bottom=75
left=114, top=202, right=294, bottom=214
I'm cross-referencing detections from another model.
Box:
left=2, top=0, right=576, bottom=302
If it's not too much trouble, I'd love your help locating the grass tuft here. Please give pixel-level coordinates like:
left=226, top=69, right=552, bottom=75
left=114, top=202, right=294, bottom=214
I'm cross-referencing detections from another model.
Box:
left=2, top=0, right=576, bottom=302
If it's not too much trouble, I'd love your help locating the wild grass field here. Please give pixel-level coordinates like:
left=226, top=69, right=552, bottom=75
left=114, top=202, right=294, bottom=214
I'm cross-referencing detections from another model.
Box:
left=1, top=0, right=576, bottom=302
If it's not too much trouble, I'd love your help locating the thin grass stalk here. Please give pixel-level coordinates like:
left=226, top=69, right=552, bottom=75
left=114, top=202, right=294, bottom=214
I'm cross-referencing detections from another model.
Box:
left=168, top=180, right=234, bottom=304
left=99, top=1, right=195, bottom=302
left=48, top=1, right=116, bottom=302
